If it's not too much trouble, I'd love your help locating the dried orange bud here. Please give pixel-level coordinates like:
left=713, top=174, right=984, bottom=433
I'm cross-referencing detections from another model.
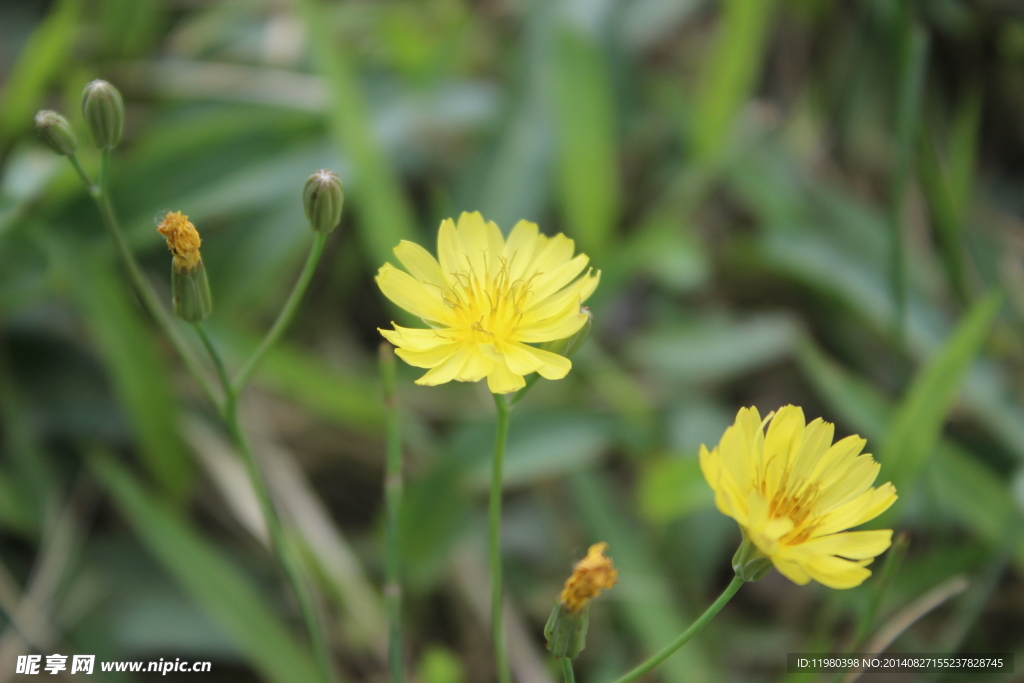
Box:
left=559, top=542, right=618, bottom=614
left=157, top=211, right=203, bottom=272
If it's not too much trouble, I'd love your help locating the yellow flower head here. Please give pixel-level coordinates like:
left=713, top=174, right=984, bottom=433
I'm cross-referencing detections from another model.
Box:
left=700, top=406, right=897, bottom=589
left=559, top=542, right=618, bottom=614
left=157, top=211, right=202, bottom=272
left=376, top=212, right=599, bottom=394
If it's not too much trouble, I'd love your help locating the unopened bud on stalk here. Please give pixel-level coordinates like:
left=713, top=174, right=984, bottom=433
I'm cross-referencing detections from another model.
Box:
left=157, top=211, right=212, bottom=323
left=544, top=542, right=617, bottom=660
left=303, top=169, right=344, bottom=234
left=82, top=80, right=124, bottom=150
left=34, top=110, right=78, bottom=156
left=541, top=307, right=593, bottom=359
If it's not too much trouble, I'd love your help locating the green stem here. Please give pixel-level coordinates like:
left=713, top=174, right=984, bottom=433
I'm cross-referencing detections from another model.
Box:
left=609, top=576, right=744, bottom=683
left=194, top=323, right=232, bottom=396
left=65, top=154, right=222, bottom=408
left=223, top=399, right=336, bottom=683
left=380, top=344, right=405, bottom=683
left=490, top=394, right=512, bottom=683
left=232, top=232, right=329, bottom=392
left=561, top=658, right=576, bottom=683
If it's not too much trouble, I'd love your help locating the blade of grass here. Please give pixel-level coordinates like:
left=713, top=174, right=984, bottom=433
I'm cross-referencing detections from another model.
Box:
left=690, top=0, right=775, bottom=164
left=887, top=9, right=929, bottom=344
left=90, top=453, right=324, bottom=683
left=879, top=290, right=1001, bottom=502
left=0, top=0, right=80, bottom=151
left=293, top=0, right=416, bottom=271
left=553, top=27, right=619, bottom=260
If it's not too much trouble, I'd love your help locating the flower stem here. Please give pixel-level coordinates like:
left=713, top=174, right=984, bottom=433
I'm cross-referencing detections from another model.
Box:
left=608, top=575, right=744, bottom=683
left=561, top=658, right=575, bottom=683
left=232, top=231, right=329, bottom=393
left=380, top=344, right=405, bottom=683
left=490, top=394, right=512, bottom=683
left=197, top=325, right=337, bottom=683
left=65, top=153, right=221, bottom=407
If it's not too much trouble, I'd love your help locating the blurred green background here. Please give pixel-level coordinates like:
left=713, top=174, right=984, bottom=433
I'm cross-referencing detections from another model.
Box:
left=2, top=0, right=1024, bottom=681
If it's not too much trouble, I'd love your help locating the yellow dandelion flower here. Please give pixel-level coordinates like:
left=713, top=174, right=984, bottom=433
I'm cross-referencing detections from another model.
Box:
left=157, top=211, right=203, bottom=272
left=376, top=211, right=600, bottom=394
left=700, top=406, right=897, bottom=589
left=560, top=542, right=618, bottom=613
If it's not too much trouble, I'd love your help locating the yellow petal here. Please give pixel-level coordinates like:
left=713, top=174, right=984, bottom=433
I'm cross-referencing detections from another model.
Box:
left=816, top=484, right=897, bottom=536
left=530, top=233, right=576, bottom=276
left=394, top=241, right=448, bottom=289
left=802, top=555, right=873, bottom=589
left=376, top=264, right=451, bottom=324
left=486, top=360, right=526, bottom=394
left=437, top=218, right=462, bottom=275
left=454, top=348, right=494, bottom=382
left=395, top=343, right=460, bottom=369
left=800, top=529, right=892, bottom=560
left=415, top=346, right=470, bottom=386
left=503, top=220, right=541, bottom=281
left=531, top=254, right=590, bottom=300
left=380, top=324, right=454, bottom=350
left=511, top=342, right=572, bottom=379
left=515, top=309, right=589, bottom=343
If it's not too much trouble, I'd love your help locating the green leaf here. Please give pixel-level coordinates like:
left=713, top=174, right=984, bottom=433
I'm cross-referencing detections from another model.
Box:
left=0, top=0, right=80, bottom=149
left=690, top=0, right=775, bottom=163
left=553, top=27, right=619, bottom=259
left=637, top=455, right=714, bottom=523
left=880, top=291, right=1002, bottom=495
left=70, top=247, right=192, bottom=497
left=91, top=455, right=322, bottom=683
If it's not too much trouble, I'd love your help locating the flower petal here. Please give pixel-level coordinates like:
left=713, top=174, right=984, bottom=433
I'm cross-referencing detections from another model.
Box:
left=395, top=343, right=460, bottom=369
left=376, top=264, right=451, bottom=323
left=394, top=240, right=448, bottom=289
left=486, top=360, right=526, bottom=394
left=800, top=529, right=893, bottom=560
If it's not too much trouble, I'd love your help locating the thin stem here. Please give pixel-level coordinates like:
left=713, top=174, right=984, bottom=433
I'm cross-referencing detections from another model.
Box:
left=490, top=394, right=512, bottom=683
left=380, top=344, right=405, bottom=683
left=67, top=153, right=96, bottom=194
left=64, top=155, right=222, bottom=407
left=232, top=232, right=329, bottom=392
left=194, top=323, right=232, bottom=397
left=224, top=401, right=337, bottom=683
left=561, top=658, right=575, bottom=683
left=609, top=575, right=744, bottom=683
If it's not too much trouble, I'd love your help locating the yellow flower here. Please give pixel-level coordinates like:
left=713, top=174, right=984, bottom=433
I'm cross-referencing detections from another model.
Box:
left=376, top=212, right=599, bottom=394
left=700, top=406, right=897, bottom=589
left=157, top=211, right=203, bottom=272
left=559, top=542, right=618, bottom=614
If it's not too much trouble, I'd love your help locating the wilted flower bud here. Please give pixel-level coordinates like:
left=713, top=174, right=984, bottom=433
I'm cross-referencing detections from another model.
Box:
left=82, top=80, right=124, bottom=150
left=544, top=542, right=617, bottom=660
left=303, top=169, right=344, bottom=234
left=34, top=110, right=77, bottom=156
left=157, top=211, right=212, bottom=323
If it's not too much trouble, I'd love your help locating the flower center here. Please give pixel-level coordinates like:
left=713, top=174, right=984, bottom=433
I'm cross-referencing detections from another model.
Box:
left=441, top=254, right=535, bottom=344
left=757, top=455, right=822, bottom=545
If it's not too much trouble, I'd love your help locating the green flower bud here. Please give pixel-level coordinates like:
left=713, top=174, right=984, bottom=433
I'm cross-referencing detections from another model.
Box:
left=544, top=602, right=590, bottom=660
left=303, top=169, right=344, bottom=233
left=34, top=110, right=78, bottom=156
left=171, top=261, right=213, bottom=323
left=82, top=80, right=124, bottom=150
left=732, top=529, right=773, bottom=583
left=541, top=306, right=593, bottom=358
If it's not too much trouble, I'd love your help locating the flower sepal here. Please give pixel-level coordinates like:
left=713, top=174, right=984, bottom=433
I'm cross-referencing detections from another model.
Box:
left=544, top=602, right=590, bottom=660
left=732, top=529, right=772, bottom=583
left=171, top=260, right=212, bottom=323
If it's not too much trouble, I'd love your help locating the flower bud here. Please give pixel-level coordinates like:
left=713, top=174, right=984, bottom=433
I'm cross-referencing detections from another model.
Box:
left=34, top=110, right=77, bottom=156
left=541, top=307, right=592, bottom=359
left=544, top=542, right=617, bottom=660
left=157, top=211, right=211, bottom=323
left=303, top=169, right=344, bottom=234
left=81, top=80, right=124, bottom=150
left=732, top=529, right=773, bottom=583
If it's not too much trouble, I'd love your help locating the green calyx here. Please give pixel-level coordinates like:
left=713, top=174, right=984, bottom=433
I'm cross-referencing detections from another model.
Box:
left=171, top=261, right=213, bottom=323
left=544, top=602, right=590, bottom=660
left=34, top=110, right=77, bottom=156
left=82, top=80, right=125, bottom=150
left=303, top=169, right=345, bottom=234
left=732, top=529, right=773, bottom=583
